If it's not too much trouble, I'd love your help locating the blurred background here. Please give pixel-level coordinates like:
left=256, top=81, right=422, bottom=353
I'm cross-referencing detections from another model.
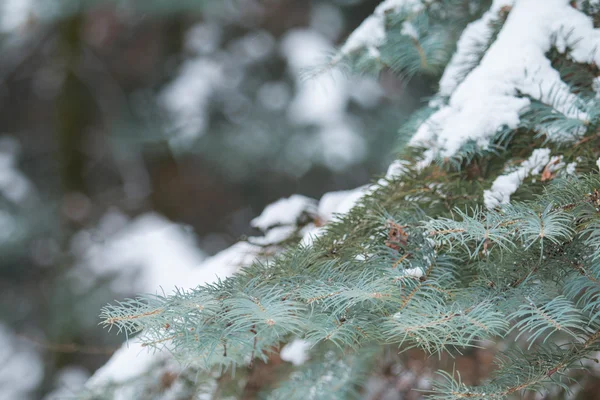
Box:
left=0, top=0, right=434, bottom=398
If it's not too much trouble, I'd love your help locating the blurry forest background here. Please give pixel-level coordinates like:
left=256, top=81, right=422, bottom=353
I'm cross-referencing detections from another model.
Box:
left=0, top=0, right=434, bottom=398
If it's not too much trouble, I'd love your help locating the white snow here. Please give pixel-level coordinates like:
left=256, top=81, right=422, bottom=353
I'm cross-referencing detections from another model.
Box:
left=342, top=15, right=385, bottom=56
left=190, top=241, right=261, bottom=276
left=44, top=366, right=89, bottom=400
left=401, top=21, right=419, bottom=40
left=249, top=225, right=297, bottom=246
left=385, top=160, right=410, bottom=180
left=593, top=76, right=600, bottom=97
left=85, top=241, right=259, bottom=397
left=0, top=324, right=43, bottom=400
left=596, top=157, right=600, bottom=172
left=437, top=0, right=515, bottom=99
left=300, top=227, right=326, bottom=247
left=87, top=240, right=261, bottom=394
left=411, top=0, right=598, bottom=160
left=160, top=58, right=223, bottom=149
left=299, top=160, right=409, bottom=246
left=73, top=211, right=266, bottom=295
left=299, top=185, right=372, bottom=247
left=317, top=186, right=370, bottom=222
left=403, top=267, right=424, bottom=278
left=340, top=0, right=423, bottom=55
left=71, top=212, right=208, bottom=294
left=484, top=148, right=551, bottom=208
left=86, top=195, right=311, bottom=393
left=251, top=194, right=317, bottom=231
left=565, top=162, right=577, bottom=175
left=318, top=190, right=359, bottom=222
left=86, top=341, right=157, bottom=388
left=280, top=339, right=312, bottom=366
left=546, top=155, right=572, bottom=176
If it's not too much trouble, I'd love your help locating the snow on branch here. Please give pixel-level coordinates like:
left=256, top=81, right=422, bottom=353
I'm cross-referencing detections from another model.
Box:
left=484, top=148, right=551, bottom=209
left=484, top=148, right=578, bottom=208
left=340, top=0, right=424, bottom=56
left=411, top=0, right=600, bottom=160
left=251, top=194, right=317, bottom=232
left=436, top=0, right=513, bottom=99
left=86, top=193, right=324, bottom=394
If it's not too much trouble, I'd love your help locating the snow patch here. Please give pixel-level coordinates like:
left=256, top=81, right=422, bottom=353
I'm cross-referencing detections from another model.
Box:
left=86, top=341, right=158, bottom=388
left=251, top=194, right=317, bottom=231
left=44, top=366, right=89, bottom=400
left=437, top=0, right=514, bottom=99
left=340, top=0, right=423, bottom=55
left=280, top=339, right=312, bottom=366
left=484, top=148, right=551, bottom=208
left=593, top=76, right=600, bottom=97
left=318, top=185, right=370, bottom=222
left=411, top=0, right=598, bottom=159
left=160, top=59, right=223, bottom=149
left=300, top=185, right=372, bottom=247
left=249, top=225, right=297, bottom=246
left=401, top=21, right=419, bottom=40
left=87, top=194, right=313, bottom=393
left=86, top=241, right=260, bottom=396
left=71, top=212, right=207, bottom=294
left=403, top=267, right=424, bottom=278
left=385, top=160, right=410, bottom=180
left=318, top=190, right=358, bottom=222
left=299, top=161, right=409, bottom=246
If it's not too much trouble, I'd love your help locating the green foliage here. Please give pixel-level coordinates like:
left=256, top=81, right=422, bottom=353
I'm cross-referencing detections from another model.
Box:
left=99, top=167, right=600, bottom=397
left=337, top=0, right=492, bottom=78
left=97, top=1, right=600, bottom=399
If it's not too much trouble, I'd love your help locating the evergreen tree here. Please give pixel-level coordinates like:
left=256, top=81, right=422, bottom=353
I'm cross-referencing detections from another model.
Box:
left=94, top=0, right=600, bottom=398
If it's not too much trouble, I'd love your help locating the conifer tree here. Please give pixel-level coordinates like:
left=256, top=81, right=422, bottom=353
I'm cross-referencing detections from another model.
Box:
left=92, top=0, right=600, bottom=398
